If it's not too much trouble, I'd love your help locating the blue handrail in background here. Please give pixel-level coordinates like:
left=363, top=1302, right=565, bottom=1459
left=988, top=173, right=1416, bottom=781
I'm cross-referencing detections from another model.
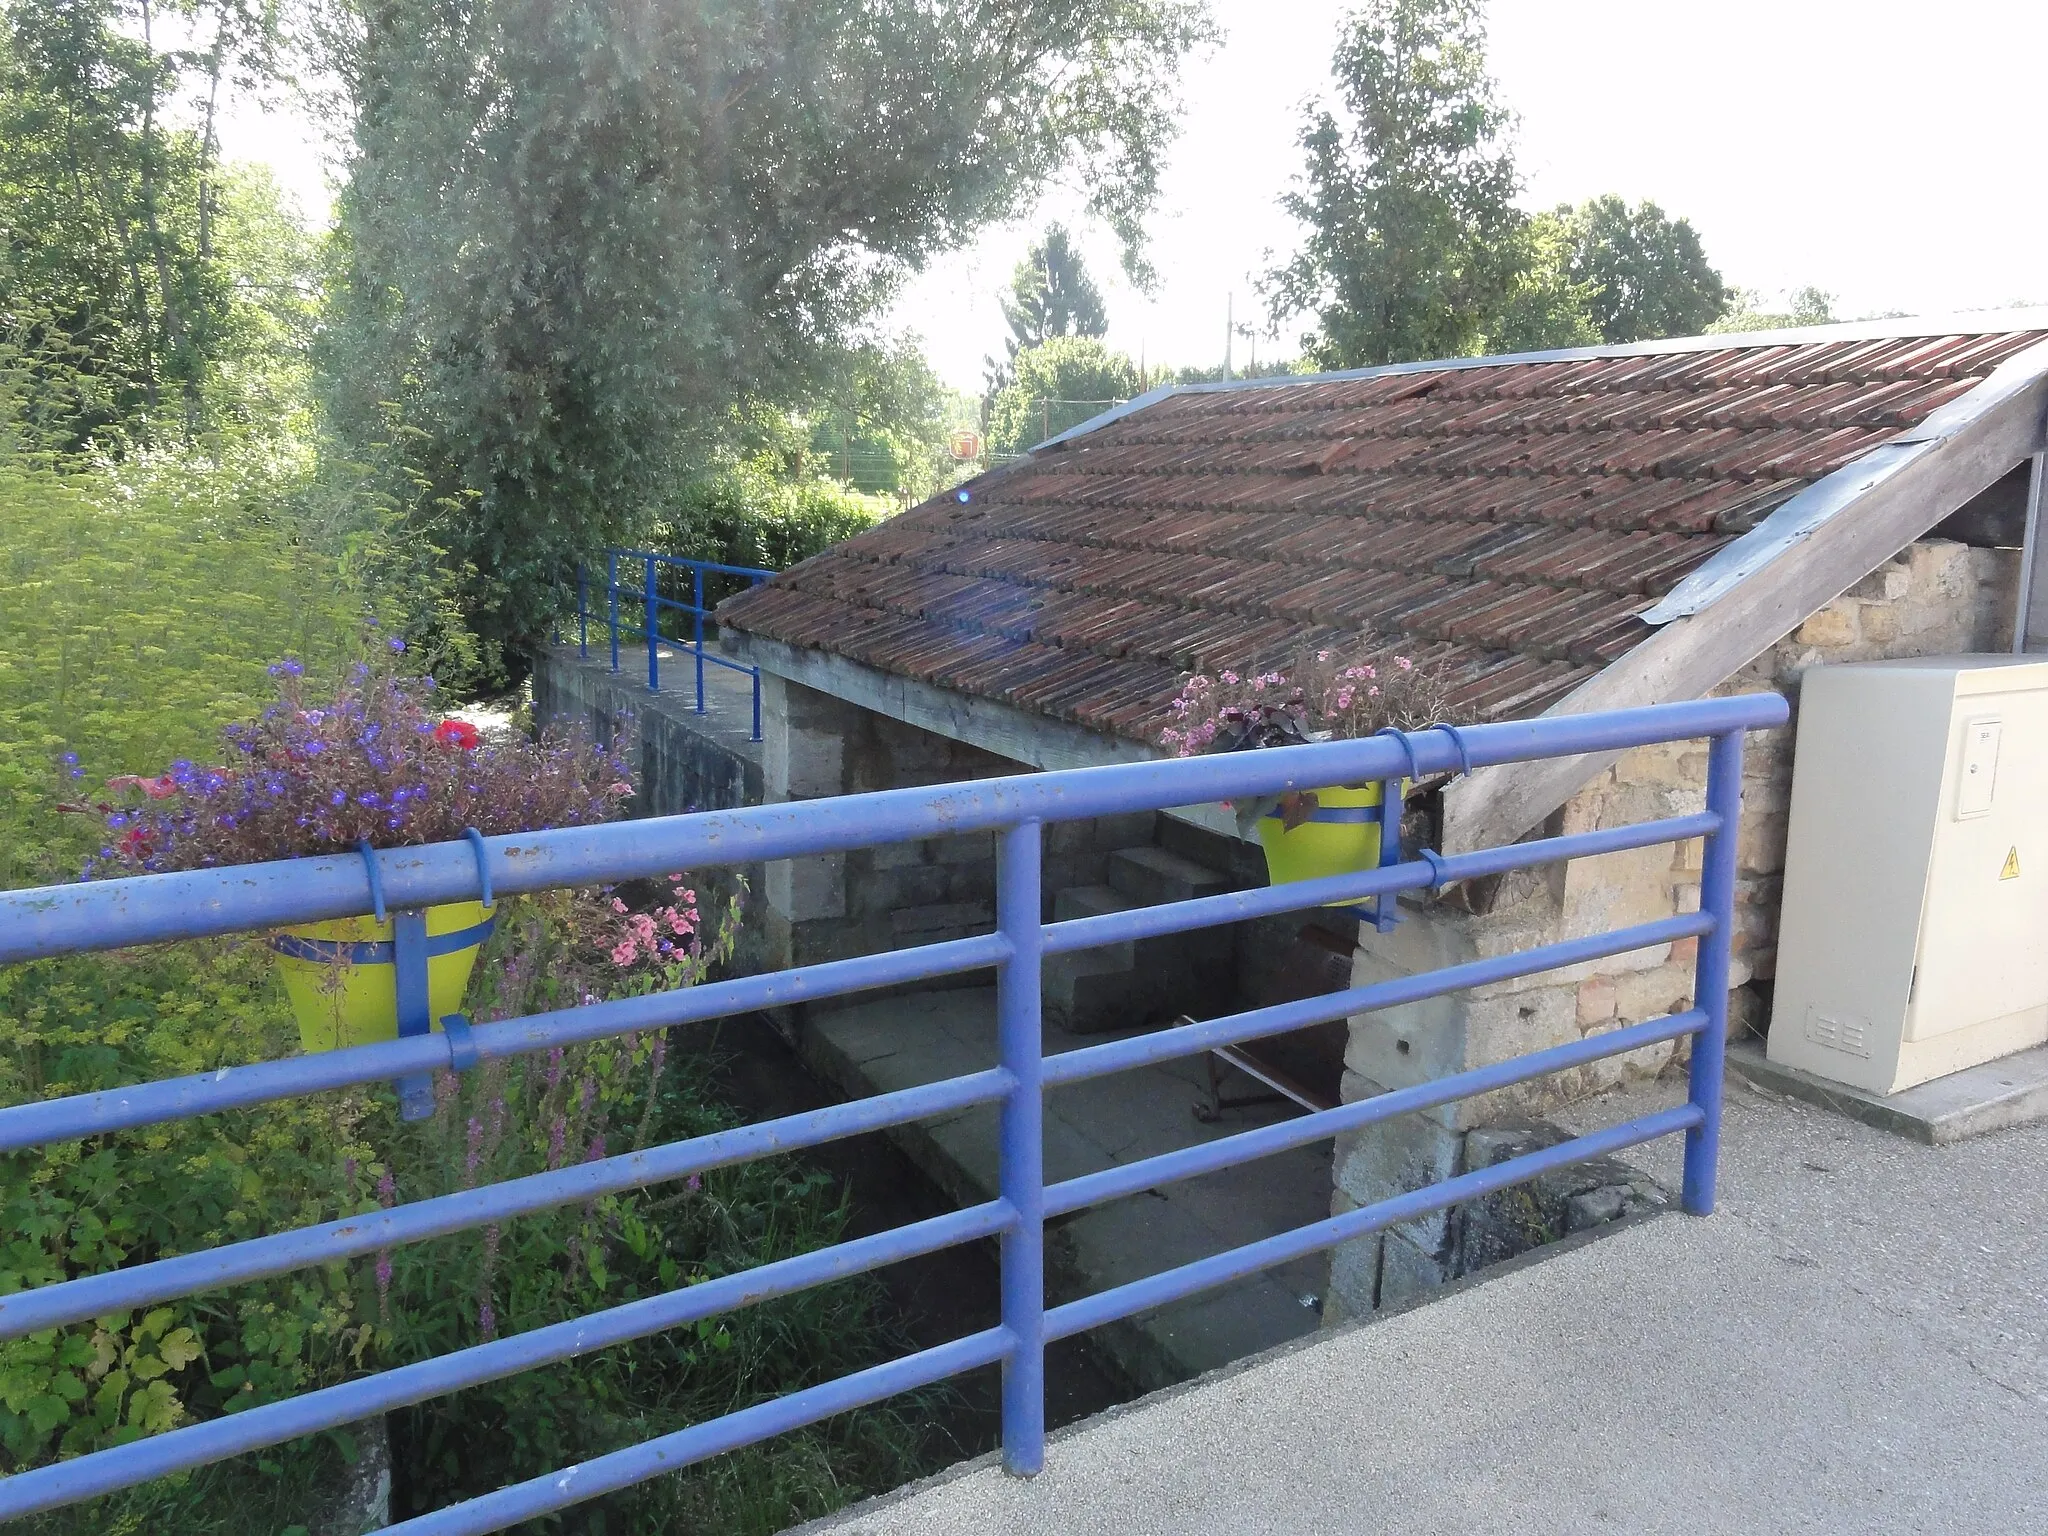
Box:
left=555, top=549, right=774, bottom=740
left=0, top=692, right=1787, bottom=1533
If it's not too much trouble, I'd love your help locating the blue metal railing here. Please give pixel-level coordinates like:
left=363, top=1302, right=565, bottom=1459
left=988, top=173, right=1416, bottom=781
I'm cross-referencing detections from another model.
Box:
left=558, top=550, right=774, bottom=741
left=0, top=693, right=1786, bottom=1531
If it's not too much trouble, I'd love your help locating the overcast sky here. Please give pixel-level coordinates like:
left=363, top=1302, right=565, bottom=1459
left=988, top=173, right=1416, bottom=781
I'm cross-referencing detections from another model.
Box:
left=224, top=0, right=2048, bottom=398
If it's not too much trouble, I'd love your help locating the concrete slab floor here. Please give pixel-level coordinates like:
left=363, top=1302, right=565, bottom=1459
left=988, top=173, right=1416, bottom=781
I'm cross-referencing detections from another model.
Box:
left=796, top=1074, right=2048, bottom=1535
left=1728, top=1036, right=2048, bottom=1145
left=801, top=988, right=1331, bottom=1393
left=545, top=638, right=765, bottom=763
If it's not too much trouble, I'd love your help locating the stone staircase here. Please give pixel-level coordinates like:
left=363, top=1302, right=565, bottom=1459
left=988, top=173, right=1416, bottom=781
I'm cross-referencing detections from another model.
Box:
left=1044, top=843, right=1241, bottom=1033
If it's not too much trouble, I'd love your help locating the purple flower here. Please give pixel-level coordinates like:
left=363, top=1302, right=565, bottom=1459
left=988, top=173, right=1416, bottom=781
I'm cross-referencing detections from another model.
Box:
left=388, top=636, right=406, bottom=653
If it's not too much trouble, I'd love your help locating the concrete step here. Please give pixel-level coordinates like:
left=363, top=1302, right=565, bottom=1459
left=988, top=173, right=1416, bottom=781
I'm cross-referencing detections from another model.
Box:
left=1106, top=844, right=1235, bottom=907
left=798, top=987, right=1329, bottom=1396
left=1044, top=882, right=1233, bottom=1034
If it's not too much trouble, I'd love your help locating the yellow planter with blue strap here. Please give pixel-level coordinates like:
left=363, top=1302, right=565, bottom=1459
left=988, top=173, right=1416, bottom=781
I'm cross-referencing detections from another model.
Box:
left=1255, top=783, right=1399, bottom=901
left=272, top=900, right=495, bottom=1054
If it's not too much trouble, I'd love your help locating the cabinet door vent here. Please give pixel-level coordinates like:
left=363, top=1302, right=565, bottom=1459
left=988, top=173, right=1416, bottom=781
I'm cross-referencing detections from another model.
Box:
left=1804, top=1007, right=1872, bottom=1058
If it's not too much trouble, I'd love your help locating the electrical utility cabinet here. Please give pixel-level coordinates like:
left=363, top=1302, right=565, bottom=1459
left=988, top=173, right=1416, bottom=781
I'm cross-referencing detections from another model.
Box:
left=1770, top=656, right=2048, bottom=1094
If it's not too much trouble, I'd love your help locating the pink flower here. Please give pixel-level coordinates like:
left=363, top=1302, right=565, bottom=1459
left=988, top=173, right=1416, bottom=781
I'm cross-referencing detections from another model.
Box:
left=609, top=896, right=627, bottom=914
left=1335, top=687, right=1355, bottom=710
left=611, top=939, right=638, bottom=965
left=1219, top=670, right=1239, bottom=685
left=666, top=907, right=696, bottom=936
left=628, top=912, right=657, bottom=943
left=1396, top=656, right=1414, bottom=670
left=107, top=773, right=179, bottom=799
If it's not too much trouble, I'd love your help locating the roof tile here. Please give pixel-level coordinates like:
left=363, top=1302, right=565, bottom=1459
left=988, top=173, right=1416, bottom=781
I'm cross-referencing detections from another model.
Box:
left=722, top=328, right=2046, bottom=744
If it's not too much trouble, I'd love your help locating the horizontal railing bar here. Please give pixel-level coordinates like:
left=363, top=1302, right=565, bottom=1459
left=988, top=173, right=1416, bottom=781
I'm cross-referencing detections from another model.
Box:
left=1044, top=1010, right=1705, bottom=1218
left=0, top=1201, right=1015, bottom=1520
left=0, top=1068, right=1014, bottom=1340
left=0, top=933, right=1010, bottom=1152
left=1042, top=812, right=1719, bottom=956
left=1043, top=911, right=1712, bottom=1087
left=614, top=550, right=775, bottom=580
left=386, top=1327, right=1014, bottom=1536
left=0, top=696, right=1787, bottom=961
left=1045, top=1104, right=1700, bottom=1343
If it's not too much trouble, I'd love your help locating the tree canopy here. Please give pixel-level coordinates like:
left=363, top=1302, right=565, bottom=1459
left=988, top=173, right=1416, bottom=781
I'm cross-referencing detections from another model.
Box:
left=0, top=0, right=304, bottom=449
left=1268, top=0, right=1730, bottom=367
left=315, top=0, right=1214, bottom=668
left=1555, top=195, right=1728, bottom=344
left=986, top=335, right=1142, bottom=456
left=1266, top=0, right=1523, bottom=369
left=1001, top=223, right=1109, bottom=358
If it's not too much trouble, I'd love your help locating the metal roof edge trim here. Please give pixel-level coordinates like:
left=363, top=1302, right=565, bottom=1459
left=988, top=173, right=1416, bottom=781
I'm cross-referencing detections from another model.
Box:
left=1029, top=307, right=2048, bottom=456
left=1641, top=336, right=2048, bottom=624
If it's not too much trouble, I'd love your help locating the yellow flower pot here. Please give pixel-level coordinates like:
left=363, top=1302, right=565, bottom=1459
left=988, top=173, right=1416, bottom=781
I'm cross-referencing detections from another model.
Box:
left=271, top=900, right=495, bottom=1054
left=1256, top=783, right=1399, bottom=901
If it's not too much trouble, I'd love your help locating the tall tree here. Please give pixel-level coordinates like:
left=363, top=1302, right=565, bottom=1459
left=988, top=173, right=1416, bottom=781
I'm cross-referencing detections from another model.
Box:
left=1557, top=195, right=1728, bottom=343
left=1001, top=223, right=1108, bottom=358
left=314, top=0, right=1213, bottom=672
left=0, top=0, right=290, bottom=447
left=1266, top=0, right=1523, bottom=368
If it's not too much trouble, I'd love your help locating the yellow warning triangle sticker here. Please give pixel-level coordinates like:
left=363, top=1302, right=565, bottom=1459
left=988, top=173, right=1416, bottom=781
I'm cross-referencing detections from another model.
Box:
left=2001, top=847, right=2021, bottom=881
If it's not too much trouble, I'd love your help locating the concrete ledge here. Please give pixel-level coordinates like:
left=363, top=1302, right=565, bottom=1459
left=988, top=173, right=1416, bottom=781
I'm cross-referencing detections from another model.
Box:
left=1727, top=1036, right=2048, bottom=1144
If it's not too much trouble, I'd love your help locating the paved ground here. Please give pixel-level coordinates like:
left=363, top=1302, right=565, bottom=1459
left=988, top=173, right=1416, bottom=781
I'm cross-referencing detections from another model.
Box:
left=803, top=988, right=1331, bottom=1392
left=799, top=1072, right=2048, bottom=1534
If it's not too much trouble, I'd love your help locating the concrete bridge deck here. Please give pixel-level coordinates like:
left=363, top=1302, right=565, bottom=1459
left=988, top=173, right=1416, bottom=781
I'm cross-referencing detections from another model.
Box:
left=800, top=1075, right=2048, bottom=1535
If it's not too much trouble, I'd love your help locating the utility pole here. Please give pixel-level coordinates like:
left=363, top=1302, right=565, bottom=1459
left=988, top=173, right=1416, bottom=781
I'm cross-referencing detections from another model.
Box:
left=1224, top=293, right=1233, bottom=381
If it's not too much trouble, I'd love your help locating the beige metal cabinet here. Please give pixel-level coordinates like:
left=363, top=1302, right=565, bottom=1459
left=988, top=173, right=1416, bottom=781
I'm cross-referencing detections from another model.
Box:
left=1768, top=656, right=2048, bottom=1093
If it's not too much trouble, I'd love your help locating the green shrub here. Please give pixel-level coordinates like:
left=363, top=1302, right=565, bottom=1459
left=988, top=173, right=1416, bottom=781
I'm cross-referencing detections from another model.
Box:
left=651, top=456, right=893, bottom=608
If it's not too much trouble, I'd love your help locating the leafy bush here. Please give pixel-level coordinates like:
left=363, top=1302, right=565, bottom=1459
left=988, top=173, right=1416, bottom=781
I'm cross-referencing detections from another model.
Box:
left=0, top=439, right=378, bottom=888
left=2, top=433, right=942, bottom=1533
left=653, top=453, right=894, bottom=607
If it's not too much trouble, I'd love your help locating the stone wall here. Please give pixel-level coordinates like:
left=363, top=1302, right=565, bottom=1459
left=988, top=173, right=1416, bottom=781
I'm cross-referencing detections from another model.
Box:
left=758, top=674, right=1166, bottom=986
left=1326, top=539, right=2020, bottom=1320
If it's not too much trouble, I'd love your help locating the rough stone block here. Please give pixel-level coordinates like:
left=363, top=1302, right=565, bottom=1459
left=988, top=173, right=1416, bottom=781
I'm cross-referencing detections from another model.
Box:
left=1576, top=976, right=1617, bottom=1028
left=1334, top=1112, right=1463, bottom=1251
left=1848, top=562, right=1910, bottom=602
left=765, top=854, right=846, bottom=923
left=1323, top=1190, right=1382, bottom=1324
left=888, top=900, right=993, bottom=939
left=1612, top=965, right=1691, bottom=1022
left=1907, top=538, right=1972, bottom=599
left=1795, top=601, right=1860, bottom=649
left=1376, top=1228, right=1455, bottom=1311
left=868, top=838, right=931, bottom=872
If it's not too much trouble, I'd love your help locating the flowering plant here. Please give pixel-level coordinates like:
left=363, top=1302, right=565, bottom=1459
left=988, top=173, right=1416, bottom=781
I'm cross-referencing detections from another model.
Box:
left=75, top=648, right=634, bottom=874
left=1159, top=648, right=1458, bottom=832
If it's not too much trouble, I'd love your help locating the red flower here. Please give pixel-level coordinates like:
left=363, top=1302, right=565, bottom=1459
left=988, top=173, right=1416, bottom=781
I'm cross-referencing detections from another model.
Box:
left=432, top=720, right=482, bottom=751
left=119, top=826, right=153, bottom=858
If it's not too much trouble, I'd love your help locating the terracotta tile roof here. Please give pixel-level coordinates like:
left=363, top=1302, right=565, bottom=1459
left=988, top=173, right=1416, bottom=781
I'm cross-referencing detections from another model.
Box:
left=720, top=330, right=2048, bottom=744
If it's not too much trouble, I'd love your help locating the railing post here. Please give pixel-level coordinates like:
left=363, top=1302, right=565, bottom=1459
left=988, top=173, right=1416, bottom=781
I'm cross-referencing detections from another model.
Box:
left=607, top=551, right=620, bottom=674
left=577, top=564, right=589, bottom=659
left=750, top=669, right=762, bottom=743
left=996, top=819, right=1045, bottom=1476
left=1683, top=727, right=1746, bottom=1214
left=693, top=566, right=707, bottom=716
left=645, top=554, right=660, bottom=693
left=391, top=911, right=436, bottom=1122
